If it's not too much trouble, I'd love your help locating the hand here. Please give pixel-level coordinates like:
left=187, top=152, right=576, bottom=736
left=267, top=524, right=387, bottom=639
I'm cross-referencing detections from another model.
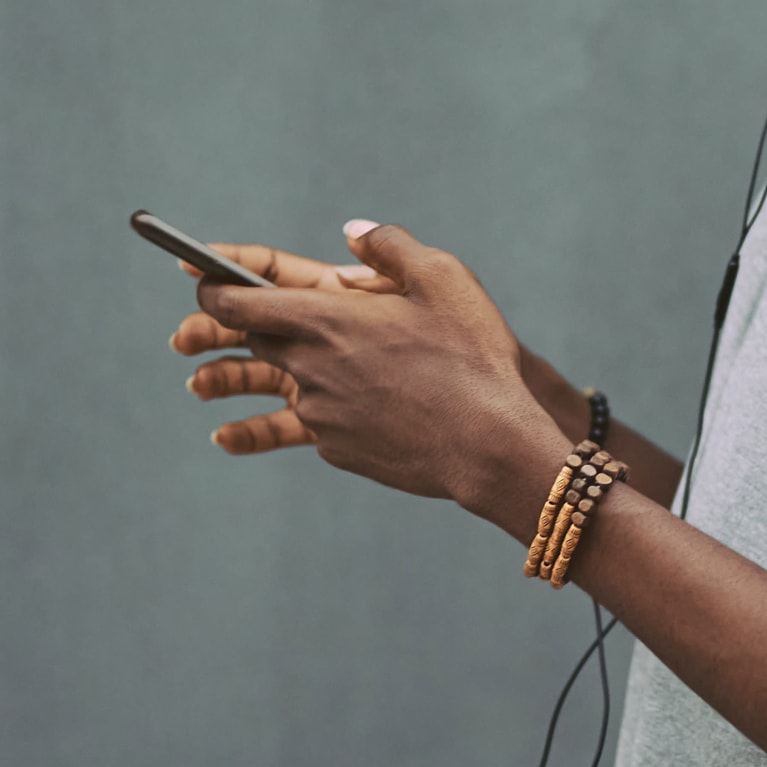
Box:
left=194, top=221, right=564, bottom=516
left=170, top=241, right=397, bottom=454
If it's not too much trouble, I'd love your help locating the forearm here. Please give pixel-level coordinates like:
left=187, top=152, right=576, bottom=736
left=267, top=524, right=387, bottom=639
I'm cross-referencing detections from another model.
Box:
left=520, top=345, right=683, bottom=508
left=460, top=417, right=767, bottom=752
left=569, top=481, right=767, bottom=751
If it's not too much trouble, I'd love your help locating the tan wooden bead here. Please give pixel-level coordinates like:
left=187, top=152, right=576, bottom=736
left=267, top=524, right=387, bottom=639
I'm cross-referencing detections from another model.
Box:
left=574, top=439, right=600, bottom=459
left=539, top=560, right=554, bottom=580
left=565, top=454, right=584, bottom=471
left=523, top=558, right=540, bottom=578
left=551, top=571, right=569, bottom=590
left=571, top=477, right=588, bottom=494
left=560, top=524, right=582, bottom=559
left=595, top=472, right=614, bottom=488
left=550, top=525, right=584, bottom=589
left=591, top=450, right=611, bottom=468
left=526, top=541, right=549, bottom=576
left=604, top=460, right=629, bottom=481
left=538, top=502, right=559, bottom=536
left=536, top=464, right=575, bottom=536
left=577, top=498, right=596, bottom=516
left=525, top=462, right=575, bottom=578
left=571, top=510, right=590, bottom=528
left=579, top=463, right=598, bottom=480
left=541, top=501, right=577, bottom=580
left=586, top=485, right=604, bottom=501
left=564, top=488, right=581, bottom=506
left=524, top=532, right=549, bottom=577
left=548, top=466, right=575, bottom=504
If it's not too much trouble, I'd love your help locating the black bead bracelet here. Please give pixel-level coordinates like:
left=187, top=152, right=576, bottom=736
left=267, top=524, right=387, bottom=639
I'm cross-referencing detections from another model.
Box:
left=584, top=388, right=610, bottom=447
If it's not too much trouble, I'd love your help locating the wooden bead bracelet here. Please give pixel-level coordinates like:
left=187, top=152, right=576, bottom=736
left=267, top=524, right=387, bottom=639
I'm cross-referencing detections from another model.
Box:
left=525, top=440, right=629, bottom=588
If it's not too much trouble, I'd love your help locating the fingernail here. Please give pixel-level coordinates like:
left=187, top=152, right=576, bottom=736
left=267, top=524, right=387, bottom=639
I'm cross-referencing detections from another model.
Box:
left=169, top=332, right=180, bottom=352
left=178, top=259, right=186, bottom=271
left=335, top=264, right=378, bottom=280
left=185, top=375, right=196, bottom=393
left=342, top=219, right=380, bottom=239
left=210, top=429, right=221, bottom=446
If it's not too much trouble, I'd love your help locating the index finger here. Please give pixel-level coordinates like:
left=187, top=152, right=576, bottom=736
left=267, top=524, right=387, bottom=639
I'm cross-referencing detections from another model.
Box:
left=197, top=277, right=346, bottom=339
left=180, top=243, right=339, bottom=289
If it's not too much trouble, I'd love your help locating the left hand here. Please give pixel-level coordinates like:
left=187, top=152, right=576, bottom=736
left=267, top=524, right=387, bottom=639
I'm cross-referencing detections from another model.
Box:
left=194, top=220, right=560, bottom=513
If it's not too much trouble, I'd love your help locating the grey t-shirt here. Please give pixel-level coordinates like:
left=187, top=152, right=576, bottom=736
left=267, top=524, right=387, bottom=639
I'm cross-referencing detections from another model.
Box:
left=615, top=197, right=767, bottom=765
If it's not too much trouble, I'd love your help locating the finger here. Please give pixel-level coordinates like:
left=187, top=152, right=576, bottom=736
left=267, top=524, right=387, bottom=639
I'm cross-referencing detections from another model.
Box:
left=342, top=220, right=436, bottom=295
left=197, top=279, right=343, bottom=339
left=177, top=259, right=204, bottom=278
left=334, top=266, right=400, bottom=294
left=171, top=312, right=248, bottom=355
left=211, top=410, right=316, bottom=455
left=180, top=251, right=347, bottom=291
left=187, top=356, right=294, bottom=401
left=203, top=243, right=338, bottom=289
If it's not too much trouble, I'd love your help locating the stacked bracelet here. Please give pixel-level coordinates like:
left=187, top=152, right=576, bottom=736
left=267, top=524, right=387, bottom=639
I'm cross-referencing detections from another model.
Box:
left=524, top=439, right=628, bottom=588
left=523, top=440, right=599, bottom=579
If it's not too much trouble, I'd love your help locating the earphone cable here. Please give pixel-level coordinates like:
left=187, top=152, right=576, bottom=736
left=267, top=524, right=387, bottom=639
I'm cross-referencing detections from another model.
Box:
left=589, top=600, right=610, bottom=767
left=536, top=615, right=619, bottom=767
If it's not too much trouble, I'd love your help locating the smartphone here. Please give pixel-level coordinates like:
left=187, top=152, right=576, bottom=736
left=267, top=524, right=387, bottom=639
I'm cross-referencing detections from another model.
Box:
left=130, top=210, right=275, bottom=288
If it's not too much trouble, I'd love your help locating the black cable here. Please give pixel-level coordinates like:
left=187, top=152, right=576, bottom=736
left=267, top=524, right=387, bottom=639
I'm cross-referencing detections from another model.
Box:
left=740, top=113, right=767, bottom=243
left=590, top=600, right=610, bottom=767
left=536, top=616, right=618, bottom=767
left=679, top=323, right=723, bottom=522
left=746, top=180, right=767, bottom=238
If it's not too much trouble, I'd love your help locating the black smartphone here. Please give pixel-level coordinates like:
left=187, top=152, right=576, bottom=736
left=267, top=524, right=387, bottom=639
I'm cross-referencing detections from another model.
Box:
left=130, top=210, right=275, bottom=288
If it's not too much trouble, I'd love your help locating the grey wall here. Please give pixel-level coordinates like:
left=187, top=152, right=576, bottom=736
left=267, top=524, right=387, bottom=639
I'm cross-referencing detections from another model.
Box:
left=3, top=2, right=767, bottom=765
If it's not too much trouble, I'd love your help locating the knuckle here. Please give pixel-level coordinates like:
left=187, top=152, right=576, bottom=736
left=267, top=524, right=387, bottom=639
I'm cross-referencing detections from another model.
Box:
left=293, top=396, right=313, bottom=425
left=268, top=365, right=283, bottom=393
left=237, top=359, right=251, bottom=393
left=453, top=257, right=481, bottom=286
left=262, top=248, right=280, bottom=284
left=188, top=330, right=208, bottom=354
left=412, top=248, right=461, bottom=286
left=194, top=364, right=215, bottom=393
left=421, top=247, right=457, bottom=271
left=199, top=282, right=241, bottom=328
left=175, top=318, right=202, bottom=354
left=264, top=414, right=284, bottom=449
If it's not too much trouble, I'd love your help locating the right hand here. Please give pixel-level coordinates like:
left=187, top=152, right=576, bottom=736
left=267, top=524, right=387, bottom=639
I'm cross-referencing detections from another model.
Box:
left=170, top=242, right=397, bottom=454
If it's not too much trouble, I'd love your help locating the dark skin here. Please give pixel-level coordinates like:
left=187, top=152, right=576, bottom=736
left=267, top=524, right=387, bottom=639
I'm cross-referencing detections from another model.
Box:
left=170, top=221, right=767, bottom=751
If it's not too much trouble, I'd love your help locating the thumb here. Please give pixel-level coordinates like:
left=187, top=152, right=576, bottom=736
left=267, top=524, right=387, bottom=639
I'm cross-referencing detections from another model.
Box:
left=342, top=219, right=431, bottom=294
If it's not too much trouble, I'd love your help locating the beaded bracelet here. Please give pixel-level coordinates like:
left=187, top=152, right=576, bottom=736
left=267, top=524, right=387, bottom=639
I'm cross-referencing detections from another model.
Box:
left=525, top=442, right=628, bottom=588
left=540, top=457, right=608, bottom=580
left=583, top=388, right=610, bottom=447
left=523, top=440, right=599, bottom=578
left=549, top=456, right=628, bottom=588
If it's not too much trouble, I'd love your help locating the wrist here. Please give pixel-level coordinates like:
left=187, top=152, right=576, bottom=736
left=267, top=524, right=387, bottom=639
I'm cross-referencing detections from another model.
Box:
left=451, top=396, right=573, bottom=544
left=519, top=346, right=591, bottom=445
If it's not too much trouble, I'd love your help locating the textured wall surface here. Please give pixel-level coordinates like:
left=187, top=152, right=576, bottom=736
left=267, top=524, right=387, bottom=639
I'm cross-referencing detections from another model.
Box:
left=2, top=2, right=767, bottom=765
